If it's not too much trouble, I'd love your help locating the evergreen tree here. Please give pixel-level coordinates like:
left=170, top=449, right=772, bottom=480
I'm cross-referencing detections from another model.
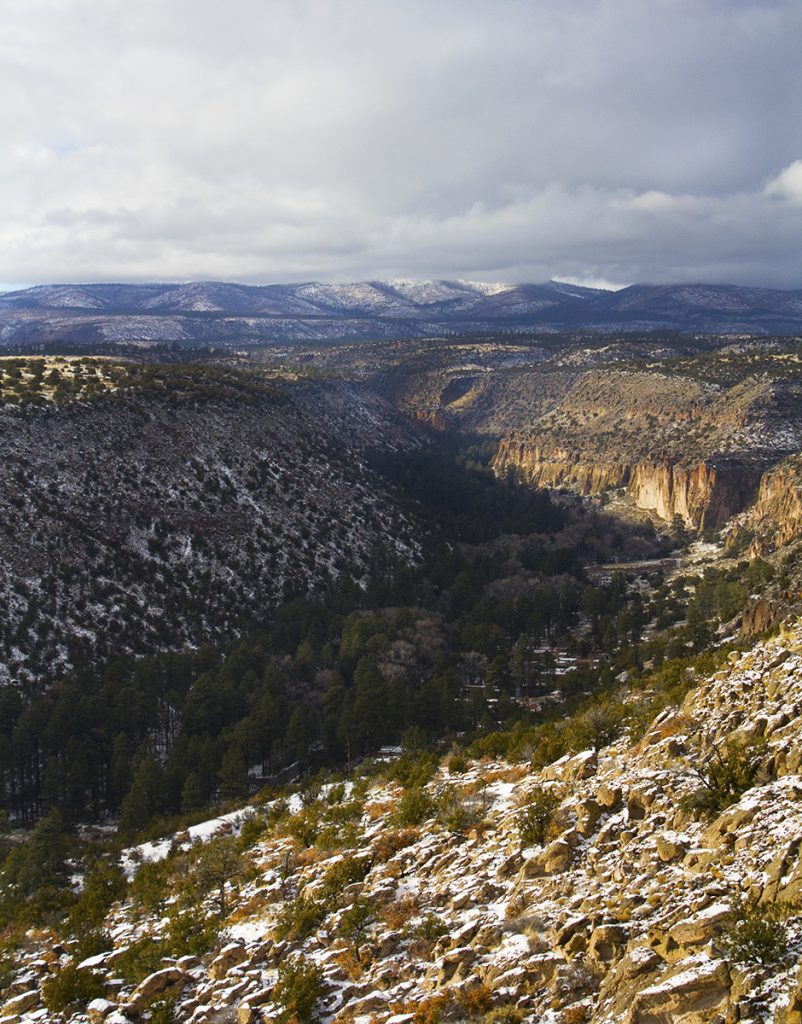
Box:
left=218, top=746, right=248, bottom=801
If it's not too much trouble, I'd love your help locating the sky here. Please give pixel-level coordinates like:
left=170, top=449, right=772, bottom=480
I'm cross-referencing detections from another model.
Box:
left=0, top=0, right=800, bottom=289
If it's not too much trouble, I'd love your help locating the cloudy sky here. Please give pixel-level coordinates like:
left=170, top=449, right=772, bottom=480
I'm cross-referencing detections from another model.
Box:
left=0, top=0, right=800, bottom=289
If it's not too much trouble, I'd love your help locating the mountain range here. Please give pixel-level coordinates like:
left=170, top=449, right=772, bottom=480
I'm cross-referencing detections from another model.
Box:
left=1, top=280, right=801, bottom=348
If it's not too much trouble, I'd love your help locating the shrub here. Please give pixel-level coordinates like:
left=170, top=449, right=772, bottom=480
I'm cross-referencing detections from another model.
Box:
left=338, top=897, right=376, bottom=961
left=392, top=787, right=436, bottom=827
left=284, top=807, right=321, bottom=848
left=73, top=929, right=114, bottom=962
left=321, top=854, right=371, bottom=901
left=186, top=835, right=247, bottom=916
left=129, top=858, right=172, bottom=916
left=458, top=984, right=493, bottom=1017
left=448, top=753, right=468, bottom=775
left=529, top=724, right=571, bottom=770
left=150, top=999, right=177, bottom=1024
left=274, top=895, right=329, bottom=941
left=68, top=858, right=127, bottom=935
left=238, top=811, right=268, bottom=849
left=389, top=751, right=439, bottom=789
left=165, top=901, right=218, bottom=958
left=566, top=699, right=626, bottom=752
left=681, top=737, right=767, bottom=818
left=115, top=936, right=166, bottom=985
left=42, top=964, right=105, bottom=1013
left=516, top=787, right=561, bottom=847
left=483, top=1009, right=524, bottom=1024
left=720, top=897, right=788, bottom=966
left=0, top=932, right=24, bottom=991
left=404, top=985, right=493, bottom=1024
left=411, top=993, right=451, bottom=1024
left=372, top=828, right=420, bottom=863
left=407, top=912, right=449, bottom=956
left=415, top=914, right=448, bottom=940
left=381, top=894, right=419, bottom=929
left=437, top=786, right=483, bottom=835
left=273, top=955, right=326, bottom=1024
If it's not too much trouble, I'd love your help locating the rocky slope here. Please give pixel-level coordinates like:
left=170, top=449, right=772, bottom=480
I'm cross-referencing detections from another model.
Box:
left=10, top=621, right=802, bottom=1022
left=0, top=364, right=424, bottom=687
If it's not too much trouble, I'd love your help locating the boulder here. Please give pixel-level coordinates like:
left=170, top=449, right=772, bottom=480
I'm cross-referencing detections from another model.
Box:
left=208, top=942, right=249, bottom=981
left=473, top=923, right=502, bottom=948
left=2, top=991, right=38, bottom=1017
left=128, top=967, right=187, bottom=1010
left=554, top=915, right=591, bottom=950
left=575, top=798, right=604, bottom=838
left=570, top=750, right=599, bottom=780
left=627, top=959, right=730, bottom=1024
left=588, top=924, right=628, bottom=966
left=655, top=832, right=688, bottom=863
left=668, top=903, right=730, bottom=949
left=87, top=998, right=118, bottom=1023
left=376, top=929, right=402, bottom=956
left=541, top=838, right=573, bottom=874
left=346, top=991, right=390, bottom=1015
left=702, top=800, right=760, bottom=847
left=495, top=851, right=523, bottom=879
left=436, top=946, right=477, bottom=983
left=596, top=784, right=623, bottom=809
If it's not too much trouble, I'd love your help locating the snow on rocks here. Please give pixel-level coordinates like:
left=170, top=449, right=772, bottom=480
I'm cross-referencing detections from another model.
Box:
left=16, top=621, right=802, bottom=1022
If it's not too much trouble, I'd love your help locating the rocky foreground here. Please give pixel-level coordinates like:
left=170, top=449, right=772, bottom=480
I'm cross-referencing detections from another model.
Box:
left=10, top=623, right=802, bottom=1023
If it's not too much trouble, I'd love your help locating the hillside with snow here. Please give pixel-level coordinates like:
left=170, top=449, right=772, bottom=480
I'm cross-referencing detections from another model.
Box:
left=9, top=621, right=802, bottom=1022
left=2, top=280, right=802, bottom=350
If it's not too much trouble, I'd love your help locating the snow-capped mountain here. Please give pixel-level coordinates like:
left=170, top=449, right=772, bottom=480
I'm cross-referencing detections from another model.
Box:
left=0, top=279, right=801, bottom=349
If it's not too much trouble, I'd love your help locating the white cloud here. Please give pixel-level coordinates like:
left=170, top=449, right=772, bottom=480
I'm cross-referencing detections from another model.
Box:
left=0, top=0, right=799, bottom=286
left=765, top=160, right=802, bottom=203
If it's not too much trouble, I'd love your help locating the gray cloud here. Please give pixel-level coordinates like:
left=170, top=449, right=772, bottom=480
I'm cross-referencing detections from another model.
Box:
left=0, top=0, right=800, bottom=287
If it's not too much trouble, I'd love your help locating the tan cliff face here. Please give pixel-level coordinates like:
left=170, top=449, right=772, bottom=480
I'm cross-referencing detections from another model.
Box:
left=746, top=456, right=802, bottom=550
left=629, top=460, right=761, bottom=529
left=494, top=440, right=760, bottom=529
left=493, top=441, right=631, bottom=497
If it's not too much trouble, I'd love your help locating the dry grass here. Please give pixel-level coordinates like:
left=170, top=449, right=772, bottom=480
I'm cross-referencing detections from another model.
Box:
left=365, top=799, right=397, bottom=821
left=334, top=949, right=365, bottom=981
left=380, top=894, right=420, bottom=930
left=370, top=827, right=420, bottom=863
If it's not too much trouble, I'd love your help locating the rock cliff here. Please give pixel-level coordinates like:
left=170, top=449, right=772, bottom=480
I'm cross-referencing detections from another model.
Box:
left=494, top=441, right=761, bottom=529
left=489, top=367, right=802, bottom=530
left=735, top=456, right=802, bottom=553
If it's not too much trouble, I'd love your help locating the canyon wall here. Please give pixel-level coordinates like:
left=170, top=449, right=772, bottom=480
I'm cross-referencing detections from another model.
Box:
left=494, top=438, right=760, bottom=529
left=746, top=456, right=802, bottom=550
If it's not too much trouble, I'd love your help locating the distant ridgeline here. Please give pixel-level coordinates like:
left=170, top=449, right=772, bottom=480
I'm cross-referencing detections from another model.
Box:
left=1, top=279, right=802, bottom=350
